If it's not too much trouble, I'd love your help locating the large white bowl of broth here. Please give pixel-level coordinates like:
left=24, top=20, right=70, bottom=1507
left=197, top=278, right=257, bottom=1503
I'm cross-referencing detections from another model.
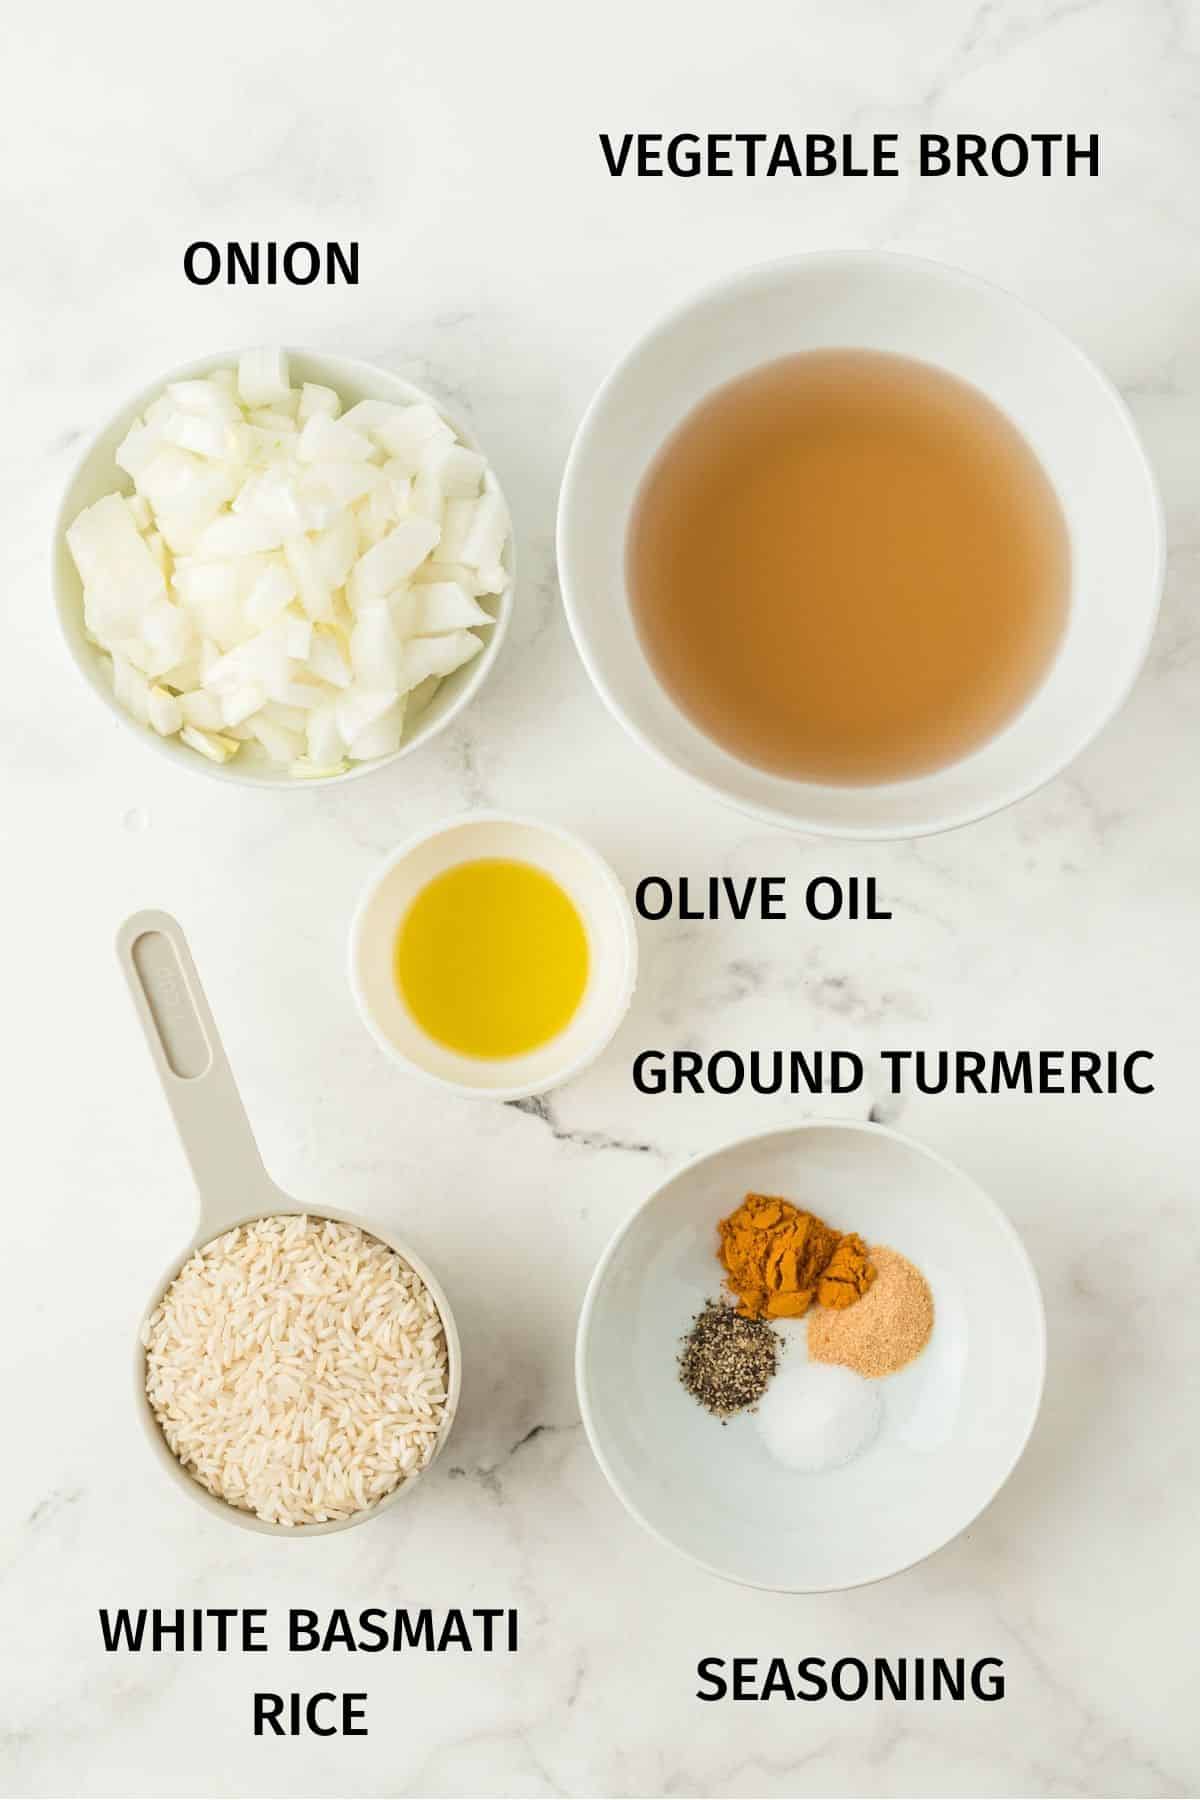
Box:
left=557, top=253, right=1164, bottom=838
left=576, top=1121, right=1046, bottom=1591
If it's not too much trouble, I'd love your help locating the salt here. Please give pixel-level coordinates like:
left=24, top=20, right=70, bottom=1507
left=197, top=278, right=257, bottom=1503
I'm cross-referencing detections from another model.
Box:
left=753, top=1360, right=881, bottom=1472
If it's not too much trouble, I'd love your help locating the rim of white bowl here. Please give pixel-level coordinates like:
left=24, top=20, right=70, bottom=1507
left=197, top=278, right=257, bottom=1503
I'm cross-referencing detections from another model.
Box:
left=137, top=1204, right=462, bottom=1536
left=575, top=1117, right=1047, bottom=1592
left=557, top=249, right=1166, bottom=841
left=347, top=810, right=640, bottom=1101
left=53, top=345, right=515, bottom=790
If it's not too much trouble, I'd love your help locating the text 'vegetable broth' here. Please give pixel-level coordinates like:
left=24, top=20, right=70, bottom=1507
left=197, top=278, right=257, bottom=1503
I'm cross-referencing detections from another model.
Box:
left=627, top=349, right=1070, bottom=786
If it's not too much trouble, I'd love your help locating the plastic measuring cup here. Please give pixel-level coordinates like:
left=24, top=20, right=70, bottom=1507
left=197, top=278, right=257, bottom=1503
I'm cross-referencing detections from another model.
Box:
left=118, top=909, right=461, bottom=1535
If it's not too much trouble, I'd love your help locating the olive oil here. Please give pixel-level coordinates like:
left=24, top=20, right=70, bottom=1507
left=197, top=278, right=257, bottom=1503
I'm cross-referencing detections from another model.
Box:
left=394, top=858, right=590, bottom=1059
left=627, top=349, right=1070, bottom=785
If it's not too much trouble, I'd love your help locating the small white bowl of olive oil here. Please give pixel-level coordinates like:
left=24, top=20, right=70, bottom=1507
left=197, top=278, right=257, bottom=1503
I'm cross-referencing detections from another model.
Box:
left=349, top=813, right=639, bottom=1100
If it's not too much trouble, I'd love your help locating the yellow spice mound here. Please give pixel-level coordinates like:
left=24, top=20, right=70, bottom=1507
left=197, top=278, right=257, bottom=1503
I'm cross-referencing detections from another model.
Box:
left=717, top=1193, right=875, bottom=1320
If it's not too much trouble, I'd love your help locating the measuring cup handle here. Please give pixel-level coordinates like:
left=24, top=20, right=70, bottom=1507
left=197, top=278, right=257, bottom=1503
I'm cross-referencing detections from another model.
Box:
left=116, top=910, right=277, bottom=1237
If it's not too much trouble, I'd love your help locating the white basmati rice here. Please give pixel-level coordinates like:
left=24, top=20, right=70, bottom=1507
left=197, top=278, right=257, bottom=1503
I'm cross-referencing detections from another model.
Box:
left=142, top=1214, right=449, bottom=1525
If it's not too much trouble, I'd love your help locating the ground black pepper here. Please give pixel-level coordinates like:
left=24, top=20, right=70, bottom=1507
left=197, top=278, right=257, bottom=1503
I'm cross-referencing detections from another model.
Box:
left=678, top=1299, right=780, bottom=1417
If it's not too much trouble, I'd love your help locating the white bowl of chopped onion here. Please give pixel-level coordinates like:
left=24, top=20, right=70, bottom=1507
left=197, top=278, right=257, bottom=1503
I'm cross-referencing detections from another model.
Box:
left=54, top=347, right=514, bottom=786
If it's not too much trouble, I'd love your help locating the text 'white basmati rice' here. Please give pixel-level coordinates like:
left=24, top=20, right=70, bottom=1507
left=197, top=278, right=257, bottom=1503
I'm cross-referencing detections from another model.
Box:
left=142, top=1214, right=448, bottom=1526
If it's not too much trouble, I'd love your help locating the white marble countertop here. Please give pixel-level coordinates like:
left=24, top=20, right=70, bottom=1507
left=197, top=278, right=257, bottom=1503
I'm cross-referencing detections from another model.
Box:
left=3, top=1, right=1199, bottom=1794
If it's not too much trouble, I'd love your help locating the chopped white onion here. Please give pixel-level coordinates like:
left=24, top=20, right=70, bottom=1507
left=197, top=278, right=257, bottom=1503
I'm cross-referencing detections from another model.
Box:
left=141, top=599, right=194, bottom=674
left=305, top=699, right=345, bottom=766
left=297, top=413, right=374, bottom=464
left=237, top=348, right=292, bottom=409
left=244, top=560, right=297, bottom=630
left=336, top=686, right=399, bottom=746
left=115, top=424, right=163, bottom=480
left=148, top=685, right=183, bottom=736
left=249, top=715, right=303, bottom=763
left=370, top=402, right=454, bottom=469
left=159, top=410, right=230, bottom=461
left=350, top=604, right=400, bottom=689
left=166, top=379, right=241, bottom=420
left=351, top=518, right=441, bottom=604
left=308, top=626, right=352, bottom=689
left=181, top=690, right=225, bottom=731
left=66, top=354, right=508, bottom=773
left=220, top=684, right=264, bottom=728
left=283, top=537, right=334, bottom=621
left=298, top=382, right=340, bottom=423
left=402, top=581, right=490, bottom=636
left=397, top=629, right=483, bottom=692
left=111, top=653, right=151, bottom=725
left=307, top=460, right=381, bottom=508
left=181, top=724, right=238, bottom=762
left=349, top=696, right=405, bottom=761
left=312, top=514, right=357, bottom=589
left=359, top=479, right=400, bottom=545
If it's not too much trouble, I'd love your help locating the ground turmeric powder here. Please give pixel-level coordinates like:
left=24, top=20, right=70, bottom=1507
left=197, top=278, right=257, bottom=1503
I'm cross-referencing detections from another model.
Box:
left=817, top=1233, right=876, bottom=1309
left=717, top=1193, right=875, bottom=1320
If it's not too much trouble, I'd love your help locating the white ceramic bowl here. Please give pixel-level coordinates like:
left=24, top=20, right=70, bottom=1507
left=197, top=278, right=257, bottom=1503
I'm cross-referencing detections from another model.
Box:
left=349, top=812, right=639, bottom=1100
left=558, top=252, right=1163, bottom=839
left=577, top=1121, right=1045, bottom=1591
left=54, top=346, right=514, bottom=788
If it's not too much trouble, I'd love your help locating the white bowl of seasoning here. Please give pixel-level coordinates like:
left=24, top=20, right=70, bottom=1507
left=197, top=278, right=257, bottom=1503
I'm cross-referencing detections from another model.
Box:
left=349, top=812, right=639, bottom=1101
left=558, top=251, right=1164, bottom=839
left=577, top=1120, right=1045, bottom=1591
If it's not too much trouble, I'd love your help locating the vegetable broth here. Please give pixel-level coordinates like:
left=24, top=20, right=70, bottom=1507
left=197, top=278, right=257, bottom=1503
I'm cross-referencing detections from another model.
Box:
left=627, top=349, right=1070, bottom=785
